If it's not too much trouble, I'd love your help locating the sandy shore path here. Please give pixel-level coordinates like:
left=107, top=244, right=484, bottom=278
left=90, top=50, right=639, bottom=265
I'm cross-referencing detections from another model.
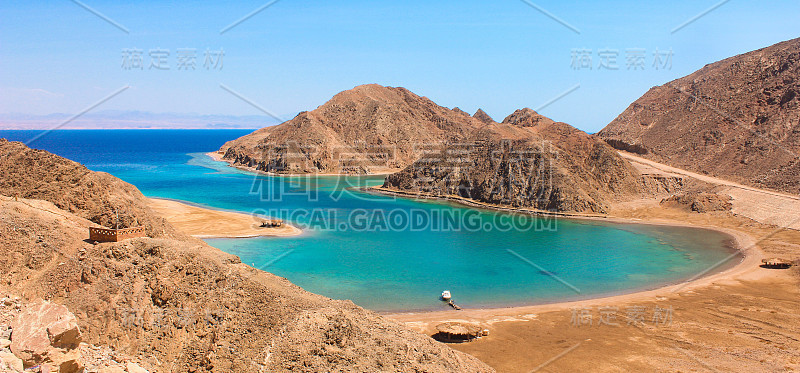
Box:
left=147, top=198, right=301, bottom=238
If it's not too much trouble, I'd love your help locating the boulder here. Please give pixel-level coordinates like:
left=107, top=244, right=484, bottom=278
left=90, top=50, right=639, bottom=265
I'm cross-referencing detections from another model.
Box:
left=48, top=349, right=83, bottom=373
left=47, top=315, right=81, bottom=349
left=0, top=350, right=24, bottom=372
left=126, top=362, right=149, bottom=373
left=9, top=300, right=82, bottom=368
left=0, top=326, right=11, bottom=340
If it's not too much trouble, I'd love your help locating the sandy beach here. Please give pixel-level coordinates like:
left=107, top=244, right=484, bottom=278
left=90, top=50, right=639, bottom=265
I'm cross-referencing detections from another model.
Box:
left=147, top=197, right=302, bottom=238
left=206, top=150, right=226, bottom=162
left=384, top=197, right=800, bottom=372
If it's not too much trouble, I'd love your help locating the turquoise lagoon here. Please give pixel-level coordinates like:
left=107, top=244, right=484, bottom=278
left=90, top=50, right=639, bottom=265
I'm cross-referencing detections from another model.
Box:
left=1, top=130, right=741, bottom=312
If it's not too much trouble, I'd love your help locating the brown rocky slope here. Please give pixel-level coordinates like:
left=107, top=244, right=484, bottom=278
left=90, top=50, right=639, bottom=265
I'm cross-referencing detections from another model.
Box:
left=219, top=84, right=487, bottom=174
left=0, top=139, right=492, bottom=372
left=382, top=108, right=662, bottom=213
left=599, top=37, right=800, bottom=194
left=0, top=139, right=179, bottom=240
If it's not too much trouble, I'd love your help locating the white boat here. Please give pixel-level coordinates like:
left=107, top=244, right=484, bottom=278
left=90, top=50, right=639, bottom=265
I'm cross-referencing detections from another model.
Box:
left=441, top=290, right=451, bottom=301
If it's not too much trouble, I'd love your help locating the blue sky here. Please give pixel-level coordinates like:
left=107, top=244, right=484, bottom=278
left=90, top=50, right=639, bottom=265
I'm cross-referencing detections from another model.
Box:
left=1, top=0, right=799, bottom=133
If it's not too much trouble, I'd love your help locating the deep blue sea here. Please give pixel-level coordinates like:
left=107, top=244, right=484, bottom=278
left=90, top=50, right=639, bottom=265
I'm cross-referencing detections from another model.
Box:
left=0, top=130, right=741, bottom=312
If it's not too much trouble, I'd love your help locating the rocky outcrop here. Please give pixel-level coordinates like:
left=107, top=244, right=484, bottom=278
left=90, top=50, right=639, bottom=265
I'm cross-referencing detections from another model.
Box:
left=598, top=37, right=800, bottom=194
left=472, top=109, right=495, bottom=124
left=0, top=143, right=492, bottom=372
left=0, top=139, right=180, bottom=239
left=10, top=300, right=83, bottom=372
left=0, top=296, right=150, bottom=373
left=383, top=109, right=646, bottom=213
left=220, top=84, right=485, bottom=174
left=451, top=107, right=470, bottom=117
left=661, top=192, right=733, bottom=213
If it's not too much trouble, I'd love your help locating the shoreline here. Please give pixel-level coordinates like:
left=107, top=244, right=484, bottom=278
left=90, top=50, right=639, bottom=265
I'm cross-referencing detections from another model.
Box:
left=205, top=151, right=765, bottom=320
left=206, top=151, right=402, bottom=176
left=368, top=188, right=762, bottom=320
left=367, top=186, right=608, bottom=219
left=147, top=197, right=302, bottom=238
left=384, top=225, right=759, bottom=322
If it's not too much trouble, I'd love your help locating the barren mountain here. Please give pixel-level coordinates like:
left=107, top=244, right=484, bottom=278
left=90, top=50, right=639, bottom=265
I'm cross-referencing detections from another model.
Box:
left=220, top=84, right=486, bottom=174
left=0, top=140, right=492, bottom=372
left=221, top=84, right=679, bottom=213
left=383, top=109, right=652, bottom=213
left=599, top=37, right=800, bottom=194
left=472, top=109, right=495, bottom=124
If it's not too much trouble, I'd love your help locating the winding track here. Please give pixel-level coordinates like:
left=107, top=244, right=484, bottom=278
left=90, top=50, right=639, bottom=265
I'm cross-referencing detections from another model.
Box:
left=618, top=151, right=800, bottom=230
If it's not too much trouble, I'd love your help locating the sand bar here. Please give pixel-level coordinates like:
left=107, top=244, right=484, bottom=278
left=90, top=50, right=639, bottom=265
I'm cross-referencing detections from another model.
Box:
left=147, top=197, right=301, bottom=238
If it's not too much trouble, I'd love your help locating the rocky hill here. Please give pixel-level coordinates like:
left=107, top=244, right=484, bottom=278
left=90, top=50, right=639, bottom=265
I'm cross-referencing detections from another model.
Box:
left=221, top=85, right=666, bottom=213
left=599, top=37, right=800, bottom=194
left=0, top=140, right=492, bottom=372
left=383, top=109, right=648, bottom=213
left=0, top=139, right=180, bottom=240
left=220, top=84, right=486, bottom=174
left=472, top=109, right=495, bottom=124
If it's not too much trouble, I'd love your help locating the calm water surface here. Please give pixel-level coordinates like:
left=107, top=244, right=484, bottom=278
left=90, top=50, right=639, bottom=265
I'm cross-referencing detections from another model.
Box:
left=1, top=130, right=741, bottom=311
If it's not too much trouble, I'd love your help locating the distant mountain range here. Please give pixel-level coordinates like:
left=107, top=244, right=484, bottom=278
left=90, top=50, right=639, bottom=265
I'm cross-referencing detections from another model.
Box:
left=0, top=110, right=286, bottom=129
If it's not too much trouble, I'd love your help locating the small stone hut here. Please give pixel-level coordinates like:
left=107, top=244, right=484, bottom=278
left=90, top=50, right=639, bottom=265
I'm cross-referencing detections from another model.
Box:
left=89, top=227, right=146, bottom=243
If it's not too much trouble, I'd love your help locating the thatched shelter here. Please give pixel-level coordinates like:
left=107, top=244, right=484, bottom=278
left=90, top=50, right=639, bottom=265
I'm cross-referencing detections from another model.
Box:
left=761, top=258, right=793, bottom=269
left=260, top=219, right=283, bottom=228
left=434, top=322, right=483, bottom=343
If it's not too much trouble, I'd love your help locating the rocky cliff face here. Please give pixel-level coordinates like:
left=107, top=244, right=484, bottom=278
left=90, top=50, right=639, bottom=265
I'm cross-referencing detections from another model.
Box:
left=599, top=37, right=800, bottom=194
left=383, top=109, right=646, bottom=213
left=220, top=84, right=485, bottom=174
left=0, top=141, right=492, bottom=372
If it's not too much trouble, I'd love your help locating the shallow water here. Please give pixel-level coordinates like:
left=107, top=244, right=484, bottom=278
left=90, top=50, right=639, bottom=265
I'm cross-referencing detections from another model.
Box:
left=2, top=130, right=741, bottom=311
